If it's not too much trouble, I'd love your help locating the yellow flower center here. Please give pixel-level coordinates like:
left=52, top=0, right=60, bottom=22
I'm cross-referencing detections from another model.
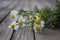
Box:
left=35, top=26, right=40, bottom=31
left=35, top=18, right=41, bottom=25
left=37, top=13, right=41, bottom=18
left=10, top=14, right=15, bottom=19
left=29, top=15, right=33, bottom=20
left=18, top=19, right=23, bottom=25
left=10, top=24, right=15, bottom=29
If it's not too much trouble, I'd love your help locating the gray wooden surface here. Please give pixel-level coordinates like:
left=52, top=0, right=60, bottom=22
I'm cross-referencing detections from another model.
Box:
left=35, top=29, right=60, bottom=40
left=0, top=0, right=60, bottom=40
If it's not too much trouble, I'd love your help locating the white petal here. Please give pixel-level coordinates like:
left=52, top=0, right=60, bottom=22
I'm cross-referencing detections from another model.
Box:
left=14, top=25, right=19, bottom=31
left=12, top=21, right=16, bottom=24
left=10, top=10, right=19, bottom=19
left=23, top=18, right=27, bottom=22
left=41, top=21, right=45, bottom=25
left=8, top=25, right=11, bottom=29
left=21, top=24, right=26, bottom=28
left=19, top=16, right=27, bottom=22
left=40, top=21, right=45, bottom=28
left=19, top=16, right=23, bottom=19
left=8, top=21, right=16, bottom=29
left=36, top=16, right=39, bottom=19
left=10, top=10, right=18, bottom=15
left=34, top=25, right=40, bottom=32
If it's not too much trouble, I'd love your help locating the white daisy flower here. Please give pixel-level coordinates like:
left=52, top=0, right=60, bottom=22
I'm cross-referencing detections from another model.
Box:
left=34, top=25, right=40, bottom=32
left=34, top=21, right=45, bottom=32
left=10, top=10, right=19, bottom=20
left=29, top=15, right=34, bottom=21
left=40, top=21, right=45, bottom=29
left=18, top=16, right=27, bottom=28
left=8, top=21, right=19, bottom=31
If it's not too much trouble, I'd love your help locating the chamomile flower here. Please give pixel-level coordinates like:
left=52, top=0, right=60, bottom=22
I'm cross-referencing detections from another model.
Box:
left=10, top=14, right=15, bottom=19
left=10, top=23, right=15, bottom=29
left=35, top=18, right=41, bottom=25
left=34, top=25, right=40, bottom=32
left=29, top=15, right=34, bottom=21
left=8, top=21, right=19, bottom=31
left=10, top=10, right=18, bottom=19
left=18, top=19, right=23, bottom=25
left=18, top=16, right=27, bottom=28
left=37, top=13, right=41, bottom=18
left=34, top=21, right=45, bottom=32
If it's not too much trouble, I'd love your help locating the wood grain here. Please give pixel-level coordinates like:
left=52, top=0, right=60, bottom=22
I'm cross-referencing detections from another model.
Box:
left=0, top=0, right=21, bottom=40
left=35, top=29, right=60, bottom=40
left=11, top=27, right=34, bottom=40
left=0, top=0, right=20, bottom=23
left=0, top=0, right=60, bottom=40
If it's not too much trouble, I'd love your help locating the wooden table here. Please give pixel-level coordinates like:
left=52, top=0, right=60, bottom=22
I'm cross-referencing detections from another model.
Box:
left=0, top=0, right=60, bottom=40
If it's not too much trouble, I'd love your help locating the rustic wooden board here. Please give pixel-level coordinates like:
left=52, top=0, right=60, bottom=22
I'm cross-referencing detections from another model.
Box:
left=30, top=0, right=55, bottom=9
left=0, top=0, right=21, bottom=40
left=11, top=27, right=34, bottom=40
left=35, top=29, right=60, bottom=40
left=0, top=14, right=13, bottom=40
left=0, top=1, right=12, bottom=10
left=0, top=0, right=59, bottom=40
left=0, top=0, right=20, bottom=23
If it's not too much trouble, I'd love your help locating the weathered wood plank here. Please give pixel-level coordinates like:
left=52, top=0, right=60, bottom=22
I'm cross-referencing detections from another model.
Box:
left=0, top=9, right=10, bottom=24
left=6, top=29, right=13, bottom=40
left=11, top=26, right=34, bottom=40
left=0, top=14, right=15, bottom=40
left=0, top=0, right=21, bottom=40
left=0, top=0, right=4, bottom=2
left=30, top=0, right=55, bottom=9
left=14, top=0, right=29, bottom=10
left=0, top=0, right=58, bottom=40
left=0, top=14, right=13, bottom=40
left=35, top=29, right=60, bottom=40
left=0, top=1, right=12, bottom=10
left=0, top=0, right=20, bottom=24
